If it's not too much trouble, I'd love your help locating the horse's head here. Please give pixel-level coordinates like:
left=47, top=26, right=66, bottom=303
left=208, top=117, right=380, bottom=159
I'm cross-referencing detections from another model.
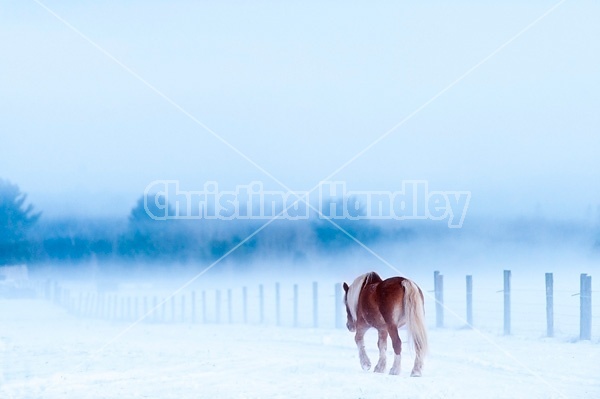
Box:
left=342, top=282, right=356, bottom=332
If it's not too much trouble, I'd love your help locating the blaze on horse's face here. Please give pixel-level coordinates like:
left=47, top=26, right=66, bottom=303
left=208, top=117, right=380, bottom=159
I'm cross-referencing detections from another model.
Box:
left=342, top=282, right=356, bottom=332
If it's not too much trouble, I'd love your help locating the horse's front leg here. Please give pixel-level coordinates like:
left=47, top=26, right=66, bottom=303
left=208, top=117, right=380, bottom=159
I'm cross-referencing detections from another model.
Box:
left=354, top=327, right=371, bottom=371
left=374, top=329, right=388, bottom=373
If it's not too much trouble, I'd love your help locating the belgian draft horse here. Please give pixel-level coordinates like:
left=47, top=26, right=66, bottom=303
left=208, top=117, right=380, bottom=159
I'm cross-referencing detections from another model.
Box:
left=343, top=272, right=428, bottom=376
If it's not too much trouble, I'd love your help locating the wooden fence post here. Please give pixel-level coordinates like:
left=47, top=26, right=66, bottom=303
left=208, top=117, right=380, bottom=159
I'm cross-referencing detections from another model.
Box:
left=580, top=273, right=592, bottom=340
left=181, top=294, right=186, bottom=323
left=202, top=291, right=207, bottom=323
left=313, top=282, right=318, bottom=328
left=170, top=296, right=176, bottom=323
left=44, top=279, right=51, bottom=301
left=121, top=297, right=126, bottom=321
left=53, top=282, right=60, bottom=305
left=434, top=271, right=444, bottom=328
left=335, top=283, right=343, bottom=329
left=503, top=270, right=511, bottom=335
left=545, top=273, right=554, bottom=338
left=227, top=289, right=233, bottom=324
left=191, top=291, right=196, bottom=323
left=242, top=287, right=248, bottom=324
left=113, top=295, right=119, bottom=321
left=259, top=284, right=264, bottom=324
left=216, top=290, right=222, bottom=324
left=143, top=297, right=148, bottom=321
left=466, top=275, right=473, bottom=327
left=78, top=293, right=83, bottom=317
left=105, top=294, right=111, bottom=320
left=275, top=283, right=281, bottom=326
left=83, top=293, right=90, bottom=317
left=94, top=293, right=100, bottom=318
left=152, top=296, right=158, bottom=323
left=293, top=284, right=299, bottom=328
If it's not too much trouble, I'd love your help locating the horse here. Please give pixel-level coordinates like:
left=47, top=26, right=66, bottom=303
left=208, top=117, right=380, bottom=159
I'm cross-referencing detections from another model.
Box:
left=343, top=271, right=428, bottom=376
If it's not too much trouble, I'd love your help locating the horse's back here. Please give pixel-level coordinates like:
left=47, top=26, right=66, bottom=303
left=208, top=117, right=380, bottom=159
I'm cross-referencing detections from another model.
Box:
left=376, top=277, right=409, bottom=326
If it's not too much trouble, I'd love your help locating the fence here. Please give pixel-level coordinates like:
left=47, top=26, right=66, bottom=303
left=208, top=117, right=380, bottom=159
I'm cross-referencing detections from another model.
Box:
left=41, top=280, right=346, bottom=329
left=40, top=270, right=596, bottom=341
left=431, top=270, right=596, bottom=340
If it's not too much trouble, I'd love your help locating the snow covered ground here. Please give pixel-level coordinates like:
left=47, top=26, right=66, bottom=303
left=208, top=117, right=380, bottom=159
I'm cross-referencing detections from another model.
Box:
left=1, top=299, right=598, bottom=399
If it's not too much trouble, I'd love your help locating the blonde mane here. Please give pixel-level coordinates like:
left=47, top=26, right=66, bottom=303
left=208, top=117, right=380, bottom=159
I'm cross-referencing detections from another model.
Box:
left=346, top=273, right=370, bottom=322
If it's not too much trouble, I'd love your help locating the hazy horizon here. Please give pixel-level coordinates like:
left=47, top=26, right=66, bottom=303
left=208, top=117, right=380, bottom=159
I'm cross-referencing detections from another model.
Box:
left=2, top=1, right=599, bottom=221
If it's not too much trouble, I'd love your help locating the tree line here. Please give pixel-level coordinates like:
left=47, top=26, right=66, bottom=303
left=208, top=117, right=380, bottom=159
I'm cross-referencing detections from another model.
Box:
left=0, top=179, right=411, bottom=266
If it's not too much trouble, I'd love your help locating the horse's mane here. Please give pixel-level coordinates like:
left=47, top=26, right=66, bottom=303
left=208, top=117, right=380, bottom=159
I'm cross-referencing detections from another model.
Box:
left=346, top=271, right=382, bottom=322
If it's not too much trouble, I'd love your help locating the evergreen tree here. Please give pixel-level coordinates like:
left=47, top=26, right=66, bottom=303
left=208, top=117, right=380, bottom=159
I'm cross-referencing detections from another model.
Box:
left=0, top=179, right=40, bottom=264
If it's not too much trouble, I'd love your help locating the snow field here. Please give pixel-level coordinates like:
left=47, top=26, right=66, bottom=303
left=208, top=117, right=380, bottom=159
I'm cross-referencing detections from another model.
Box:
left=1, top=299, right=599, bottom=399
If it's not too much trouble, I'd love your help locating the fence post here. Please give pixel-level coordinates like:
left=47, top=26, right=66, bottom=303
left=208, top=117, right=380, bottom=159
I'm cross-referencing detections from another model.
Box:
left=94, top=293, right=99, bottom=318
left=466, top=275, right=473, bottom=327
left=259, top=284, right=264, bottom=324
left=545, top=273, right=554, bottom=338
left=114, top=295, right=119, bottom=321
left=335, top=283, right=343, bottom=329
left=102, top=294, right=107, bottom=319
left=242, top=287, right=248, bottom=324
left=181, top=294, right=186, bottom=323
left=503, top=270, right=511, bottom=335
left=434, top=271, right=444, bottom=328
left=275, top=283, right=281, bottom=326
left=96, top=295, right=102, bottom=320
left=202, top=291, right=207, bottom=323
left=120, top=297, right=126, bottom=321
left=44, top=279, right=52, bottom=301
left=161, top=297, right=166, bottom=323
left=216, top=290, right=222, bottom=324
left=170, top=296, right=176, bottom=323
left=587, top=274, right=592, bottom=339
left=105, top=294, right=111, bottom=320
left=580, top=273, right=592, bottom=340
left=83, top=293, right=90, bottom=317
left=143, top=297, right=148, bottom=321
left=53, top=282, right=60, bottom=305
left=152, top=296, right=158, bottom=323
left=227, top=289, right=233, bottom=324
left=293, top=284, right=299, bottom=328
left=191, top=291, right=196, bottom=323
left=78, top=293, right=83, bottom=317
left=313, top=281, right=318, bottom=328
left=63, top=289, right=69, bottom=311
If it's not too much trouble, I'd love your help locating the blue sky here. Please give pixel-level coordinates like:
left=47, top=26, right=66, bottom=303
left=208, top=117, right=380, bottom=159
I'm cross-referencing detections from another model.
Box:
left=1, top=0, right=599, bottom=220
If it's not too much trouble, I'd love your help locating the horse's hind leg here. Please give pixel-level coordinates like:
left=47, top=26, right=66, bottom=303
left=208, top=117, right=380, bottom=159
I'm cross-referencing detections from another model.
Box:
left=411, top=350, right=424, bottom=377
left=387, top=324, right=402, bottom=375
left=374, top=329, right=388, bottom=373
left=354, top=327, right=371, bottom=371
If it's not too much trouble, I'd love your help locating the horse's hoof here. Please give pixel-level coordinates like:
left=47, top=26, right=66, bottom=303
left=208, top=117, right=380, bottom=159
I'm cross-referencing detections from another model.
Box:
left=374, top=364, right=385, bottom=373
left=410, top=370, right=422, bottom=377
left=389, top=367, right=400, bottom=375
left=361, top=362, right=371, bottom=371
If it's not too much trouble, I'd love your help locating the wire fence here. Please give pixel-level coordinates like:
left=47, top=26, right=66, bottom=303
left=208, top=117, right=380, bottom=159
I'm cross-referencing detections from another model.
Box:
left=35, top=270, right=598, bottom=341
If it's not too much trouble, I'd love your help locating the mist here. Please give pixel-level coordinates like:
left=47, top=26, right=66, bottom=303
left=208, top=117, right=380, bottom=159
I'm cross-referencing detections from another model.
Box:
left=1, top=1, right=599, bottom=219
left=1, top=1, right=600, bottom=398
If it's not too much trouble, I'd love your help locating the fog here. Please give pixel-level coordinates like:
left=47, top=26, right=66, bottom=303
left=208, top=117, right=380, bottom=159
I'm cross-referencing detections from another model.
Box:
left=2, top=2, right=600, bottom=398
left=1, top=1, right=599, bottom=219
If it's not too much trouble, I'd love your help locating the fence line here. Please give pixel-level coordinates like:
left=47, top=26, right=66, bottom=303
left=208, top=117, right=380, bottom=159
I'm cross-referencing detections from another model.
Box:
left=39, top=272, right=595, bottom=341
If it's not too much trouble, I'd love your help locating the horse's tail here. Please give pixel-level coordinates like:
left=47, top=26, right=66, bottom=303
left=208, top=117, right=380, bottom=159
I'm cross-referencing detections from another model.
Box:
left=402, top=279, right=428, bottom=356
